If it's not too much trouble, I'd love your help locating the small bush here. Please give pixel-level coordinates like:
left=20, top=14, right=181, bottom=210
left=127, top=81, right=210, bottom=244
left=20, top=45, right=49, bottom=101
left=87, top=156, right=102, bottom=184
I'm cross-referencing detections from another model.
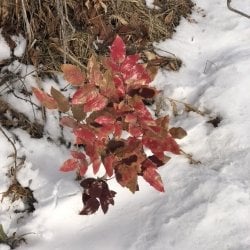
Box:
left=33, top=36, right=185, bottom=215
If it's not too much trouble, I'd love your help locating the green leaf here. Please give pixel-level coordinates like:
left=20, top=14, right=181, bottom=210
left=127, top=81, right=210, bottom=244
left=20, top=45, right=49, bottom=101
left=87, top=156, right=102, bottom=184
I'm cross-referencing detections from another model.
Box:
left=0, top=224, right=8, bottom=242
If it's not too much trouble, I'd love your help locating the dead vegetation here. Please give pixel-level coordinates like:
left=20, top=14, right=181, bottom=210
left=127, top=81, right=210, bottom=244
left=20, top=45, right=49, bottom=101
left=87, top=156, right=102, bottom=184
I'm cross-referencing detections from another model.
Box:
left=0, top=99, right=43, bottom=138
left=0, top=0, right=194, bottom=141
left=0, top=0, right=194, bottom=139
left=0, top=224, right=28, bottom=249
left=0, top=125, right=37, bottom=214
left=0, top=0, right=193, bottom=71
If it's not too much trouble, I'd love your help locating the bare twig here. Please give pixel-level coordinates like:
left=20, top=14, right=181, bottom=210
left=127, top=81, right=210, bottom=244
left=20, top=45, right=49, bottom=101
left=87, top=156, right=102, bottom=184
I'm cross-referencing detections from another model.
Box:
left=180, top=149, right=201, bottom=165
left=153, top=47, right=178, bottom=58
left=165, top=96, right=207, bottom=116
left=0, top=127, right=17, bottom=170
left=56, top=0, right=67, bottom=64
left=227, top=0, right=250, bottom=18
left=21, top=0, right=33, bottom=45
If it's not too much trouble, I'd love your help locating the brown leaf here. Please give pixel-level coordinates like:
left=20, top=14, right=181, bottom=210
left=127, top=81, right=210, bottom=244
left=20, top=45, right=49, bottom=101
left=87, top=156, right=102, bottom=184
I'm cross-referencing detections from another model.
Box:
left=128, top=86, right=157, bottom=99
left=107, top=140, right=125, bottom=153
left=99, top=70, right=118, bottom=100
left=50, top=87, right=70, bottom=112
left=169, top=127, right=187, bottom=139
left=87, top=55, right=102, bottom=85
left=71, top=104, right=86, bottom=121
left=61, top=64, right=85, bottom=86
left=164, top=10, right=174, bottom=24
left=148, top=155, right=167, bottom=167
left=121, top=155, right=138, bottom=166
left=60, top=116, right=77, bottom=128
left=32, top=87, right=58, bottom=109
left=146, top=65, right=159, bottom=80
left=143, top=50, right=157, bottom=61
left=115, top=164, right=138, bottom=193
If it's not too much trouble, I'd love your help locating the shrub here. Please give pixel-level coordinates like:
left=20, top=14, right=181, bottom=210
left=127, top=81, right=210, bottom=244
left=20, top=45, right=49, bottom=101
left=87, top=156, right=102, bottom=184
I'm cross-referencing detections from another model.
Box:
left=33, top=35, right=184, bottom=215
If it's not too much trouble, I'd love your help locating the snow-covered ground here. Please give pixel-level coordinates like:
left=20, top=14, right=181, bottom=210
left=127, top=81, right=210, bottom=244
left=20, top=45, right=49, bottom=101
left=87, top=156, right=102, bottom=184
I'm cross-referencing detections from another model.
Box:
left=1, top=0, right=250, bottom=249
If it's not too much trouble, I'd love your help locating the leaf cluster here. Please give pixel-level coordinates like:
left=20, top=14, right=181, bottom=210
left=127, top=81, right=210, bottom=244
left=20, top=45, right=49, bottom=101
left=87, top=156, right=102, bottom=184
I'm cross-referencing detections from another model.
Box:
left=33, top=36, right=186, bottom=215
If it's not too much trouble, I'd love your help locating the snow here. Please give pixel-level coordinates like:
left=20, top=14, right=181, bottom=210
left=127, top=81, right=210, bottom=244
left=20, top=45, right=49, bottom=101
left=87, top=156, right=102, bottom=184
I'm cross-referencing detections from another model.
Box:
left=11, top=34, right=26, bottom=58
left=0, top=30, right=11, bottom=61
left=1, top=0, right=250, bottom=249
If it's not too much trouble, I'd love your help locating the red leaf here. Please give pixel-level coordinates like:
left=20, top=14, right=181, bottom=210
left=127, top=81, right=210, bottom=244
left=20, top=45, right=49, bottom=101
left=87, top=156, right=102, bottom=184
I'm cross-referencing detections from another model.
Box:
left=162, top=135, right=180, bottom=155
left=71, top=86, right=93, bottom=105
left=72, top=86, right=108, bottom=112
left=74, top=126, right=96, bottom=143
left=60, top=157, right=88, bottom=176
left=120, top=54, right=140, bottom=78
left=32, top=87, right=58, bottom=109
left=79, top=161, right=88, bottom=177
left=96, top=124, right=114, bottom=141
left=121, top=54, right=140, bottom=73
left=142, top=133, right=180, bottom=160
left=92, top=158, right=101, bottom=175
left=114, top=100, right=133, bottom=115
left=125, top=113, right=137, bottom=123
left=123, top=64, right=151, bottom=86
left=71, top=151, right=86, bottom=159
left=61, top=64, right=85, bottom=86
left=60, top=159, right=79, bottom=172
left=95, top=115, right=115, bottom=125
left=114, top=122, right=123, bottom=138
left=132, top=97, right=156, bottom=126
left=142, top=158, right=157, bottom=171
left=74, top=137, right=85, bottom=145
left=128, top=124, right=143, bottom=137
left=84, top=93, right=108, bottom=112
left=104, top=57, right=120, bottom=72
left=103, top=155, right=116, bottom=177
left=85, top=144, right=101, bottom=174
left=110, top=35, right=126, bottom=64
left=113, top=75, right=125, bottom=97
left=142, top=136, right=165, bottom=159
left=143, top=167, right=165, bottom=192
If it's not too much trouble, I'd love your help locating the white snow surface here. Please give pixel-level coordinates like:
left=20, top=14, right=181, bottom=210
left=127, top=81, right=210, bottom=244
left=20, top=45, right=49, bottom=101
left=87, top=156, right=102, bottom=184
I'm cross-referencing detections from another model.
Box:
left=0, top=30, right=11, bottom=61
left=1, top=0, right=250, bottom=249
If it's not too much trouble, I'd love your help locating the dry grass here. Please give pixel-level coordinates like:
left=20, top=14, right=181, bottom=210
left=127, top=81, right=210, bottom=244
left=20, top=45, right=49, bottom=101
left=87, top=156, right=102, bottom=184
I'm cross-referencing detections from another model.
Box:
left=0, top=0, right=193, bottom=71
